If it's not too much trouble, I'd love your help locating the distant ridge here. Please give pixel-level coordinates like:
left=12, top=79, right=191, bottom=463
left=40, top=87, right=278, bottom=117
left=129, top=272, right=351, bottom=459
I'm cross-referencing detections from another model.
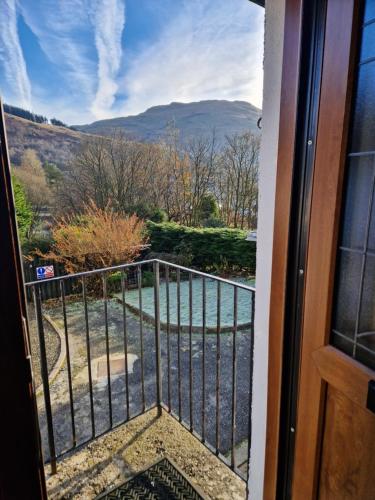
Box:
left=5, top=114, right=91, bottom=170
left=5, top=100, right=261, bottom=171
left=75, top=100, right=261, bottom=144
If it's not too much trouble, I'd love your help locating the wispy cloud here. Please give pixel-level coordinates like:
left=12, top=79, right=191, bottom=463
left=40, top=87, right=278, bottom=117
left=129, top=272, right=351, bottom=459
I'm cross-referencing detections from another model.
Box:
left=89, top=0, right=126, bottom=119
left=1, top=0, right=263, bottom=124
left=19, top=0, right=97, bottom=102
left=18, top=0, right=125, bottom=121
left=119, top=0, right=264, bottom=116
left=0, top=0, right=31, bottom=108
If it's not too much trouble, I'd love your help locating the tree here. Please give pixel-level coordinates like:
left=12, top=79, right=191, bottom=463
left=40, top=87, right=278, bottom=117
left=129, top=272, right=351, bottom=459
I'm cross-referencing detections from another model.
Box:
left=196, top=193, right=219, bottom=225
left=186, top=132, right=218, bottom=225
left=50, top=118, right=68, bottom=127
left=12, top=175, right=33, bottom=242
left=39, top=201, right=148, bottom=274
left=13, top=149, right=52, bottom=234
left=217, top=132, right=260, bottom=229
left=43, top=161, right=63, bottom=188
left=4, top=103, right=48, bottom=124
left=57, top=129, right=259, bottom=230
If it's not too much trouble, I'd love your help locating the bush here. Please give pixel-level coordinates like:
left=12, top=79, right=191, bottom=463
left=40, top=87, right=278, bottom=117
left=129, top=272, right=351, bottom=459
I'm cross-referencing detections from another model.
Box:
left=195, top=193, right=220, bottom=222
left=147, top=222, right=256, bottom=273
left=12, top=176, right=33, bottom=243
left=38, top=202, right=148, bottom=274
left=141, top=270, right=154, bottom=287
left=201, top=216, right=226, bottom=228
left=129, top=203, right=168, bottom=223
left=22, top=236, right=52, bottom=257
left=147, top=251, right=193, bottom=267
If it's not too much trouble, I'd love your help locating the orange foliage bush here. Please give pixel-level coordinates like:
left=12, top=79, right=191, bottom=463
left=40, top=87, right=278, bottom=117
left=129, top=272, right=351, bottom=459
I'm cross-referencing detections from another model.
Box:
left=39, top=202, right=148, bottom=273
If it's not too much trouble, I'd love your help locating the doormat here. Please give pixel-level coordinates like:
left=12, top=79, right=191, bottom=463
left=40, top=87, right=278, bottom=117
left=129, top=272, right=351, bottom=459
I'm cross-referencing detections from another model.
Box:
left=96, top=458, right=205, bottom=499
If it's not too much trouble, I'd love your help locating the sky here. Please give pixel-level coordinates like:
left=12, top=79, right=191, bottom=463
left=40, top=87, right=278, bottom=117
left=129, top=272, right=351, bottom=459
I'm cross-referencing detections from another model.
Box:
left=0, top=0, right=264, bottom=125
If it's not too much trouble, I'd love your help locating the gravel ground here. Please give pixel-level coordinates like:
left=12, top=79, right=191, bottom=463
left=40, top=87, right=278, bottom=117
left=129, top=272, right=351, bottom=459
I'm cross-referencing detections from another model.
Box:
left=34, top=296, right=251, bottom=498
left=36, top=298, right=251, bottom=460
left=46, top=408, right=246, bottom=500
left=28, top=304, right=61, bottom=389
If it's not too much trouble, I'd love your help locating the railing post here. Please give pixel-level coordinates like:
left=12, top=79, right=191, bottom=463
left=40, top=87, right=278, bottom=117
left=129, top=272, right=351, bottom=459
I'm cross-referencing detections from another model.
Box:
left=153, top=261, right=162, bottom=417
left=246, top=290, right=256, bottom=498
left=33, top=284, right=57, bottom=474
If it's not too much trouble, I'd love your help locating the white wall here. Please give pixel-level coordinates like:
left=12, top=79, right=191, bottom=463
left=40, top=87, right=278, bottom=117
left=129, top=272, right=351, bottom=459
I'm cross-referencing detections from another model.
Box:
left=248, top=0, right=285, bottom=498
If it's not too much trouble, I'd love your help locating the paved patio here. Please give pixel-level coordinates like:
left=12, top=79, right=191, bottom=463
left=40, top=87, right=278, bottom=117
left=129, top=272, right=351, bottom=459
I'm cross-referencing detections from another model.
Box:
left=45, top=408, right=246, bottom=499
left=31, top=295, right=251, bottom=498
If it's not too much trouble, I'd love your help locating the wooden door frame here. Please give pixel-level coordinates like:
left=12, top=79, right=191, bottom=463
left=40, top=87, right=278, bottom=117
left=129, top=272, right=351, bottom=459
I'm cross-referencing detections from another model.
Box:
left=264, top=0, right=361, bottom=498
left=0, top=100, right=47, bottom=499
left=263, top=0, right=304, bottom=497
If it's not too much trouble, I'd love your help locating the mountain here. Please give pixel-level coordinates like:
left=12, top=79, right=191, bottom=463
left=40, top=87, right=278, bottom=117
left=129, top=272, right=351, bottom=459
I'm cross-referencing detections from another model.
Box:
left=75, top=100, right=261, bottom=144
left=5, top=100, right=261, bottom=171
left=4, top=113, right=91, bottom=170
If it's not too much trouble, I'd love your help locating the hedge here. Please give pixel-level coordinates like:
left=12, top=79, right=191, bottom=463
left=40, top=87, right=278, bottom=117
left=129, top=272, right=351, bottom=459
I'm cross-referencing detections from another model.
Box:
left=146, top=222, right=256, bottom=273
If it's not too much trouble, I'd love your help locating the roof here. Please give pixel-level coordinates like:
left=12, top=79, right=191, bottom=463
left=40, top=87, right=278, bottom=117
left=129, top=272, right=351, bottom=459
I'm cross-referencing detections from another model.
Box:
left=249, top=0, right=265, bottom=7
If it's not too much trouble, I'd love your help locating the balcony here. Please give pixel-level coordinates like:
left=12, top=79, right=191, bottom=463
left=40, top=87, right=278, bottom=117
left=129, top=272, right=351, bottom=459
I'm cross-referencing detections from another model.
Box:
left=26, top=259, right=255, bottom=498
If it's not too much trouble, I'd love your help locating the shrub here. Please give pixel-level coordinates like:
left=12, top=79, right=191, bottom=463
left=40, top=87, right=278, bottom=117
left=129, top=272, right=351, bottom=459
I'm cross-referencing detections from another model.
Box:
left=38, top=202, right=148, bottom=274
left=129, top=203, right=168, bottom=223
left=22, top=236, right=52, bottom=257
left=12, top=175, right=33, bottom=243
left=147, top=222, right=256, bottom=273
left=201, top=216, right=226, bottom=228
left=147, top=251, right=193, bottom=267
left=141, top=270, right=154, bottom=287
left=195, top=193, right=219, bottom=222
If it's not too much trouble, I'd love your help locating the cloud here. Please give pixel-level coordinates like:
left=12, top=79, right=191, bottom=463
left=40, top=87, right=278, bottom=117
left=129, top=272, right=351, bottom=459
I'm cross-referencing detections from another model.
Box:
left=2, top=0, right=263, bottom=124
left=19, top=0, right=97, bottom=101
left=0, top=0, right=31, bottom=108
left=18, top=0, right=125, bottom=121
left=89, top=0, right=126, bottom=119
left=119, top=0, right=264, bottom=116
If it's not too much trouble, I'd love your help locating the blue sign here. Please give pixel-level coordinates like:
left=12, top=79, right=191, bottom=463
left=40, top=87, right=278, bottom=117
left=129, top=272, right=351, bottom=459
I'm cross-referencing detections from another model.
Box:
left=36, top=265, right=55, bottom=280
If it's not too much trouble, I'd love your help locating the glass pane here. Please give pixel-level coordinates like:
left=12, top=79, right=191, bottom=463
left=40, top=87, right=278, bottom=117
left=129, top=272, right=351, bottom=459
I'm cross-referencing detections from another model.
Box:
left=332, top=332, right=353, bottom=358
left=358, top=255, right=375, bottom=333
left=356, top=344, right=375, bottom=370
left=341, top=156, right=373, bottom=251
left=365, top=0, right=375, bottom=23
left=332, top=250, right=362, bottom=339
left=332, top=0, right=375, bottom=371
left=360, top=23, right=375, bottom=62
left=367, top=190, right=375, bottom=252
left=350, top=62, right=375, bottom=153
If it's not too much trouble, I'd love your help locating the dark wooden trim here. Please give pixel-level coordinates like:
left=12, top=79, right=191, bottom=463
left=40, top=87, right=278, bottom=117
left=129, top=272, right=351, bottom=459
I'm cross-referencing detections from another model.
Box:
left=292, top=1, right=360, bottom=497
left=263, top=0, right=304, bottom=497
left=313, top=346, right=375, bottom=411
left=0, top=100, right=47, bottom=499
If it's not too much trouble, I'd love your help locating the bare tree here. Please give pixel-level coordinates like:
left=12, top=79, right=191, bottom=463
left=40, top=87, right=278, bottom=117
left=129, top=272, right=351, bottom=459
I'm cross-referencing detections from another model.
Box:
left=57, top=128, right=259, bottom=230
left=218, top=132, right=260, bottom=229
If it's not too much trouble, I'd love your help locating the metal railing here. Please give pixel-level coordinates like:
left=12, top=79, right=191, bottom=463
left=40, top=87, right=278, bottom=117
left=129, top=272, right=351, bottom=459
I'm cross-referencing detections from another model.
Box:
left=26, top=259, right=255, bottom=484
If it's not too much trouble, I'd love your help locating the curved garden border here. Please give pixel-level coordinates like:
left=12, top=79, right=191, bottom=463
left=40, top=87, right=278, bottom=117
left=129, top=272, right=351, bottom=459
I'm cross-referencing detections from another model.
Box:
left=35, top=313, right=66, bottom=397
left=114, top=297, right=252, bottom=333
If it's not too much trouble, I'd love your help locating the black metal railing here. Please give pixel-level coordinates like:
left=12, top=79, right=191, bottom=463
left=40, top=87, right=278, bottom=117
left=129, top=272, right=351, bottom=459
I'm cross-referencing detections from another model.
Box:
left=25, top=259, right=255, bottom=484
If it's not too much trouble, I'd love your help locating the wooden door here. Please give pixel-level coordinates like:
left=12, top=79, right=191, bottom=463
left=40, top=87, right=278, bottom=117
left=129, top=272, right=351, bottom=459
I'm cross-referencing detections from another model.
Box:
left=292, top=0, right=375, bottom=498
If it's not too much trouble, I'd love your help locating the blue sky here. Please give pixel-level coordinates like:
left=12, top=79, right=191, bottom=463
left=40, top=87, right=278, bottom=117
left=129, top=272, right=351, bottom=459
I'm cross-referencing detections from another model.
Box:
left=0, top=0, right=264, bottom=125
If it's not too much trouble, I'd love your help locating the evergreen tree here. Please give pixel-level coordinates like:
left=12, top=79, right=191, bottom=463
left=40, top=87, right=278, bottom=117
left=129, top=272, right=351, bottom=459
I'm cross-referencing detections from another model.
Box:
left=12, top=175, right=33, bottom=242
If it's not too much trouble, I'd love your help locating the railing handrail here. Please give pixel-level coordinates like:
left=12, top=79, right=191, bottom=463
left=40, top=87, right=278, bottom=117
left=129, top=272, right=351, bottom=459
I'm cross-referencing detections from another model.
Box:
left=29, top=256, right=255, bottom=484
left=24, top=258, right=256, bottom=292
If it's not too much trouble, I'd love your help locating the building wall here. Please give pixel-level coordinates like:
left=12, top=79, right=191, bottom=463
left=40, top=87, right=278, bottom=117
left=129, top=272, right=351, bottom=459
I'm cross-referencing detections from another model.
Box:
left=248, top=0, right=285, bottom=497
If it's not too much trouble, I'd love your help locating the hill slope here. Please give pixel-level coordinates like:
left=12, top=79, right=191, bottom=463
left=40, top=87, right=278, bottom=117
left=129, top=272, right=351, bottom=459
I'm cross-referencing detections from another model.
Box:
left=75, top=100, right=261, bottom=143
left=5, top=114, right=90, bottom=170
left=5, top=100, right=261, bottom=170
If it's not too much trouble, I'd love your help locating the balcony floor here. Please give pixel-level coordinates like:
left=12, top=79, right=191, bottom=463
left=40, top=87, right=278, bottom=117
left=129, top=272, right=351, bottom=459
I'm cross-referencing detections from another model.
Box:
left=45, top=408, right=246, bottom=500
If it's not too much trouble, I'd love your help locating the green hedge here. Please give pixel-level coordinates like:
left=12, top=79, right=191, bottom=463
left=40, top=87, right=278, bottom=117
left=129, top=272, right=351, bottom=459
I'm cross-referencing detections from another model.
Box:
left=146, top=222, right=256, bottom=273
